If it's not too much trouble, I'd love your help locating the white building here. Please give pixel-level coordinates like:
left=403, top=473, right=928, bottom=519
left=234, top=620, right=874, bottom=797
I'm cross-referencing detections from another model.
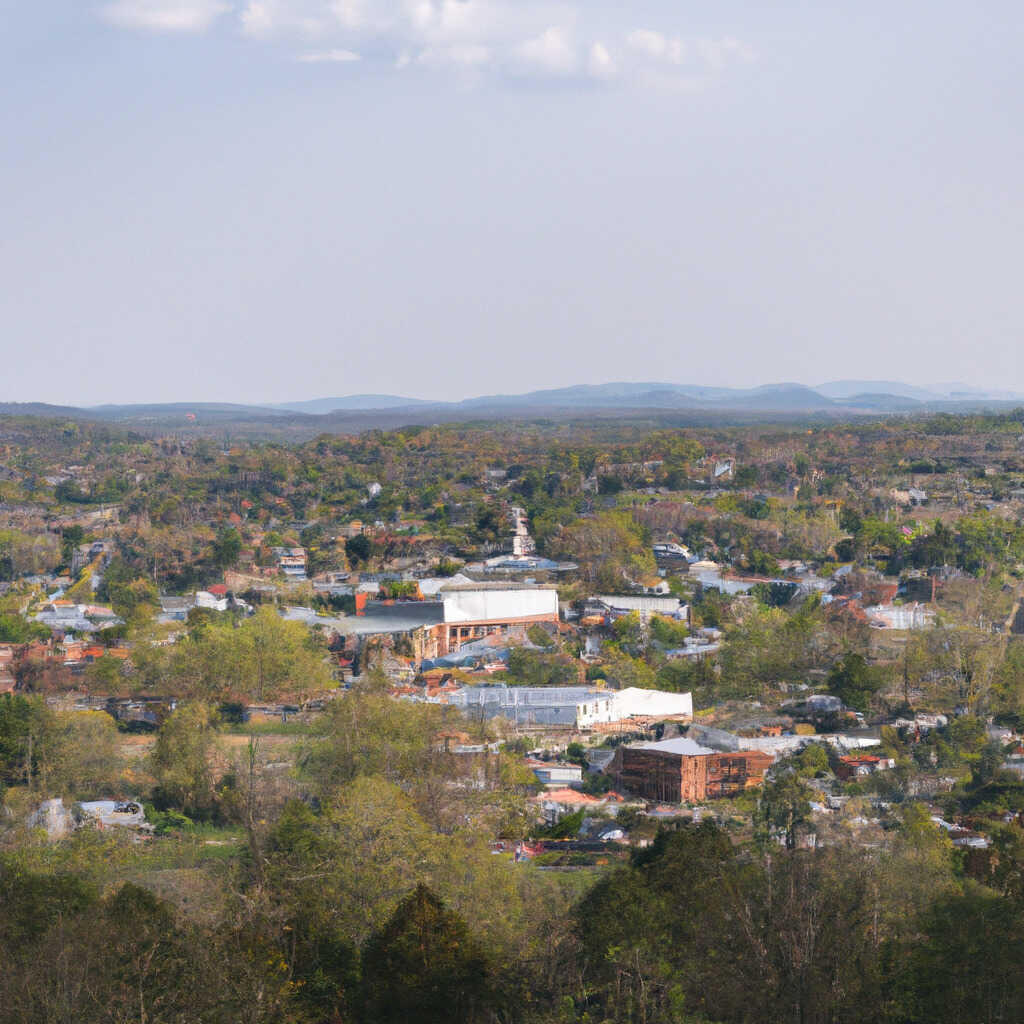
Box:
left=441, top=582, right=559, bottom=624
left=610, top=687, right=693, bottom=722
left=195, top=591, right=231, bottom=612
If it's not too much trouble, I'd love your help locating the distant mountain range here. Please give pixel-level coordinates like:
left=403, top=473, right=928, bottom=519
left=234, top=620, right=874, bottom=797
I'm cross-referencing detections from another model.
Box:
left=264, top=380, right=1024, bottom=416
left=271, top=395, right=433, bottom=414
left=2, top=380, right=1024, bottom=438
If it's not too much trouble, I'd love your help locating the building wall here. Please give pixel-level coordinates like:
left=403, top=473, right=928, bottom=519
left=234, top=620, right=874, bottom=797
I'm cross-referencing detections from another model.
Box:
left=430, top=613, right=560, bottom=656
left=576, top=696, right=616, bottom=728
left=704, top=751, right=774, bottom=798
left=442, top=587, right=559, bottom=624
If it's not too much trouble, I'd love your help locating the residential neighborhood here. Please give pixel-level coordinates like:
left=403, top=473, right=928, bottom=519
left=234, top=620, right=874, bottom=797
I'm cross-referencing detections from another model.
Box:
left=4, top=408, right=1024, bottom=1021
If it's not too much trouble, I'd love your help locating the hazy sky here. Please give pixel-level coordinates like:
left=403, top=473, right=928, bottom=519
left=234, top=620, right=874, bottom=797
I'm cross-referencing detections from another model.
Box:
left=2, top=1, right=1023, bottom=405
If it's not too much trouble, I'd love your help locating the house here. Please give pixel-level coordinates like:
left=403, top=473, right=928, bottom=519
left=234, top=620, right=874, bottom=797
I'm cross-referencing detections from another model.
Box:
left=611, top=737, right=774, bottom=803
left=533, top=788, right=627, bottom=825
left=665, top=636, right=722, bottom=660
left=158, top=596, right=194, bottom=623
left=711, top=458, right=735, bottom=482
left=653, top=542, right=693, bottom=563
left=34, top=602, right=123, bottom=635
left=271, top=547, right=308, bottom=580
left=835, top=754, right=896, bottom=781
left=528, top=759, right=584, bottom=788
left=196, top=590, right=230, bottom=612
left=592, top=594, right=688, bottom=621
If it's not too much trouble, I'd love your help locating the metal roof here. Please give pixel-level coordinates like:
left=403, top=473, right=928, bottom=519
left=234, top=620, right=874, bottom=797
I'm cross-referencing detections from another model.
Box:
left=632, top=737, right=716, bottom=756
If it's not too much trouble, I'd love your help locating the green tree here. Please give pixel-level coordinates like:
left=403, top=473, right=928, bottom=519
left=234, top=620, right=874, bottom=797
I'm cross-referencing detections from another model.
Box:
left=0, top=614, right=50, bottom=643
left=547, top=510, right=655, bottom=590
left=150, top=606, right=333, bottom=702
left=147, top=702, right=221, bottom=818
left=796, top=742, right=830, bottom=778
left=47, top=711, right=122, bottom=798
left=360, top=884, right=493, bottom=1024
left=212, top=526, right=242, bottom=569
left=0, top=694, right=54, bottom=789
left=345, top=534, right=372, bottom=566
left=758, top=770, right=815, bottom=850
left=828, top=653, right=883, bottom=712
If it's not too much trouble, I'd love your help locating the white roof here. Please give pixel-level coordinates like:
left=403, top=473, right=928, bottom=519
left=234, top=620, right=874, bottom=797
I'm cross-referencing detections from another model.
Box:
left=595, top=594, right=682, bottom=613
left=612, top=688, right=693, bottom=719
left=418, top=573, right=472, bottom=597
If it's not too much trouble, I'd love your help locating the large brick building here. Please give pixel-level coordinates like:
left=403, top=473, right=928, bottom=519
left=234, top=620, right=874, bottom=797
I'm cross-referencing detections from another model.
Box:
left=611, top=737, right=774, bottom=803
left=325, top=582, right=562, bottom=663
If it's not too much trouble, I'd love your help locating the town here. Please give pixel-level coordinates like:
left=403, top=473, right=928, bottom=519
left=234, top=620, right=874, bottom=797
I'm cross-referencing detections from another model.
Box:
left=3, top=409, right=1024, bottom=1020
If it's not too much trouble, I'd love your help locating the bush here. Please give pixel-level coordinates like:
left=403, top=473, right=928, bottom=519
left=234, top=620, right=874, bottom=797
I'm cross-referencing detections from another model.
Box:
left=144, top=805, right=195, bottom=836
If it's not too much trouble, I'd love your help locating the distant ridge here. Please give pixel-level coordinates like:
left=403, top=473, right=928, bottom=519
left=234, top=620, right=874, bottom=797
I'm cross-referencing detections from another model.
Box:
left=816, top=380, right=943, bottom=402
left=0, top=401, right=91, bottom=418
left=271, top=395, right=435, bottom=414
left=4, top=379, right=1024, bottom=439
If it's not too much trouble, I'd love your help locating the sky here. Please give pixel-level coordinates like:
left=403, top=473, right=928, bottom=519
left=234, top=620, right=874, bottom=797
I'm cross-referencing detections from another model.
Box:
left=2, top=1, right=1024, bottom=405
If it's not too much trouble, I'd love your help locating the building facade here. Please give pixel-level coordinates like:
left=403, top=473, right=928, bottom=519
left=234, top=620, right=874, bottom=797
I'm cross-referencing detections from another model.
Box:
left=612, top=737, right=774, bottom=803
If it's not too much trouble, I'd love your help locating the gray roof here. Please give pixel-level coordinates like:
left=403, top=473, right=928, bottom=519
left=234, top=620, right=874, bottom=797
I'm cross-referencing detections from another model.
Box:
left=632, top=737, right=716, bottom=756
left=283, top=601, right=445, bottom=635
left=596, top=594, right=682, bottom=613
left=343, top=601, right=445, bottom=634
left=452, top=684, right=606, bottom=706
left=441, top=581, right=558, bottom=592
left=449, top=684, right=610, bottom=725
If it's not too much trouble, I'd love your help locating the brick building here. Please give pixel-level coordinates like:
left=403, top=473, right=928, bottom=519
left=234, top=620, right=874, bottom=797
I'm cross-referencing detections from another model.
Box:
left=611, top=737, right=774, bottom=803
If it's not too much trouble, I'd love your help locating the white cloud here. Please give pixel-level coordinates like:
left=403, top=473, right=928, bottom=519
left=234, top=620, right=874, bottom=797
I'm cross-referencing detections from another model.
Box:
left=587, top=41, right=615, bottom=79
left=296, top=47, right=361, bottom=61
left=100, top=0, right=231, bottom=32
left=331, top=0, right=372, bottom=30
left=696, top=36, right=755, bottom=71
left=100, top=1, right=756, bottom=89
left=515, top=26, right=576, bottom=76
left=241, top=0, right=332, bottom=35
left=626, top=28, right=682, bottom=64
